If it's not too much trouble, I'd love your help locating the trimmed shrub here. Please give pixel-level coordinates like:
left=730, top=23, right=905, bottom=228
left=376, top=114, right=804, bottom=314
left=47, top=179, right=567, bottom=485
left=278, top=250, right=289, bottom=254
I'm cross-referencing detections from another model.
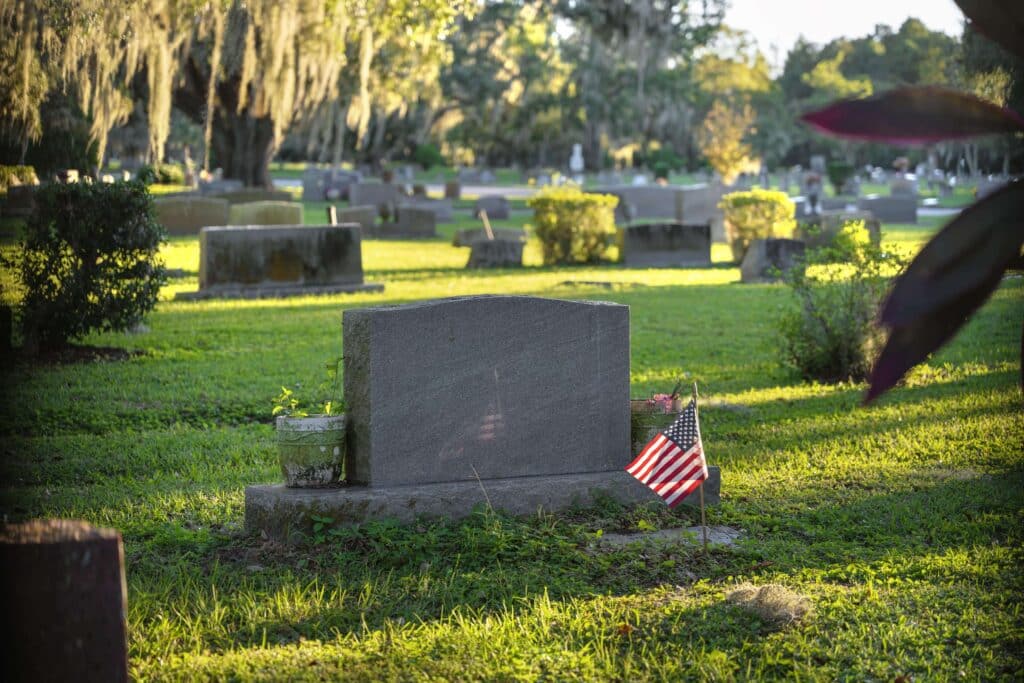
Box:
left=777, top=223, right=905, bottom=383
left=720, top=189, right=795, bottom=262
left=413, top=143, right=445, bottom=171
left=137, top=163, right=185, bottom=185
left=652, top=162, right=670, bottom=180
left=0, top=166, right=39, bottom=192
left=527, top=187, right=618, bottom=264
left=826, top=160, right=855, bottom=194
left=15, top=180, right=167, bottom=350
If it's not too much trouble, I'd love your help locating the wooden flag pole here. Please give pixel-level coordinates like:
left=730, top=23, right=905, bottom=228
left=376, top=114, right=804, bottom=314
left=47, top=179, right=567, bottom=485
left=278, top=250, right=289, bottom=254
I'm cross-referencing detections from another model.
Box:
left=693, top=382, right=708, bottom=553
left=480, top=209, right=495, bottom=240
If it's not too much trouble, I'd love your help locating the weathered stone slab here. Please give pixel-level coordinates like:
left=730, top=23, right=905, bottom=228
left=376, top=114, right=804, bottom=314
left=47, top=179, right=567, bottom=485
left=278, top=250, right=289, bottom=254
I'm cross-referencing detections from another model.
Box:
left=228, top=201, right=303, bottom=226
left=398, top=197, right=453, bottom=222
left=0, top=520, right=129, bottom=682
left=856, top=196, right=917, bottom=224
left=444, top=181, right=461, bottom=199
left=302, top=168, right=361, bottom=201
left=453, top=227, right=527, bottom=247
left=349, top=182, right=404, bottom=210
left=820, top=197, right=854, bottom=211
left=191, top=224, right=372, bottom=297
left=473, top=195, right=510, bottom=220
left=597, top=185, right=680, bottom=221
left=211, top=189, right=293, bottom=204
left=394, top=206, right=437, bottom=237
left=621, top=222, right=711, bottom=267
left=675, top=184, right=726, bottom=242
left=245, top=467, right=720, bottom=542
left=335, top=205, right=377, bottom=234
left=154, top=196, right=230, bottom=236
left=466, top=238, right=524, bottom=268
left=198, top=179, right=243, bottom=194
left=342, top=296, right=630, bottom=487
left=740, top=238, right=806, bottom=283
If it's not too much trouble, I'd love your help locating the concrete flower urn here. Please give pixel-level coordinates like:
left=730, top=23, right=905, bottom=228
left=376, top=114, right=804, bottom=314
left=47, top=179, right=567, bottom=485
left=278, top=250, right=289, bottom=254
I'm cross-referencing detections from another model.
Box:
left=275, top=414, right=346, bottom=487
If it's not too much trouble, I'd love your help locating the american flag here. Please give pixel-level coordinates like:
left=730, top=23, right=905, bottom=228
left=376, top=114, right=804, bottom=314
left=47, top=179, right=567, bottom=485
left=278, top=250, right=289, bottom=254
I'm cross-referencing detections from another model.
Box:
left=625, top=398, right=708, bottom=507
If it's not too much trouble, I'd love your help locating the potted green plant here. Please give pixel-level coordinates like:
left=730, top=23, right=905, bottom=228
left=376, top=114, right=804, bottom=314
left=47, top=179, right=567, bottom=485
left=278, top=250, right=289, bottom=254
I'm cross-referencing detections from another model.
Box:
left=272, top=359, right=346, bottom=488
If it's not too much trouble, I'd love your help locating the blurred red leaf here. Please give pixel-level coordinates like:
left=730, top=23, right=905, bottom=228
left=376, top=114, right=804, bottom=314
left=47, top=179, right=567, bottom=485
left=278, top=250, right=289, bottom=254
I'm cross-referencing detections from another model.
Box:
left=800, top=87, right=1024, bottom=145
left=866, top=182, right=1024, bottom=403
left=955, top=0, right=1024, bottom=60
left=880, top=181, right=1024, bottom=328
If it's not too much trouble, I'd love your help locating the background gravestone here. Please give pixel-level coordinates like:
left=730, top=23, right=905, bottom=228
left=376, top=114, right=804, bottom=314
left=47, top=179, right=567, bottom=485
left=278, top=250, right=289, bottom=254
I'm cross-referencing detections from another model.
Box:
left=0, top=520, right=129, bottom=683
left=153, top=196, right=230, bottom=236
left=178, top=224, right=382, bottom=299
left=210, top=189, right=293, bottom=204
left=674, top=185, right=726, bottom=242
left=740, top=238, right=806, bottom=283
left=466, top=238, right=524, bottom=268
left=349, top=182, right=404, bottom=210
left=229, top=200, right=303, bottom=226
left=198, top=179, right=243, bottom=195
left=856, top=196, right=917, bottom=224
left=473, top=195, right=510, bottom=219
left=398, top=197, right=453, bottom=222
left=621, top=222, right=711, bottom=267
left=453, top=227, right=527, bottom=247
left=335, top=205, right=377, bottom=234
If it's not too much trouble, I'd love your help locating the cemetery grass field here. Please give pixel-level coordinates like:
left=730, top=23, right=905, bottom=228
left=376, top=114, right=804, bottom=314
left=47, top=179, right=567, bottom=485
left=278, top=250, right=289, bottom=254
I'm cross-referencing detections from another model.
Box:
left=1, top=209, right=1022, bottom=681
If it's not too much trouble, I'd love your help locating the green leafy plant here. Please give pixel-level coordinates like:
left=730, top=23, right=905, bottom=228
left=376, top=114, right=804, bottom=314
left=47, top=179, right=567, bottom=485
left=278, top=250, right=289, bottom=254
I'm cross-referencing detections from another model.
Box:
left=825, top=160, right=854, bottom=195
left=527, top=186, right=618, bottom=264
left=719, top=188, right=796, bottom=262
left=13, top=180, right=166, bottom=351
left=136, top=163, right=185, bottom=185
left=778, top=223, right=907, bottom=383
left=800, top=0, right=1024, bottom=401
left=413, top=143, right=445, bottom=171
left=272, top=358, right=345, bottom=417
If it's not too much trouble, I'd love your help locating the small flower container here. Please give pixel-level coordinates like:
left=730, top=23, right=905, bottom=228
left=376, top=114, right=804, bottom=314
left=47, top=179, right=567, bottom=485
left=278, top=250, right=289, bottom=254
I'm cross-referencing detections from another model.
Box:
left=629, top=397, right=683, bottom=455
left=275, top=414, right=346, bottom=487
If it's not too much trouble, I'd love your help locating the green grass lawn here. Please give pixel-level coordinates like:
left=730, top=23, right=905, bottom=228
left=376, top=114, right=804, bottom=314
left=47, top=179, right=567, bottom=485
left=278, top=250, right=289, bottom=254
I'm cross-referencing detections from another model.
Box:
left=1, top=204, right=1021, bottom=681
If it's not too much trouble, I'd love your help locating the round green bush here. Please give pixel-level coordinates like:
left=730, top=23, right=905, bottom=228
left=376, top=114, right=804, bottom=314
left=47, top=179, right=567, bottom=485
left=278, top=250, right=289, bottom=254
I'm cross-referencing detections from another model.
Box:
left=719, top=189, right=796, bottom=262
left=413, top=143, right=445, bottom=171
left=527, top=187, right=618, bottom=265
left=16, top=180, right=167, bottom=350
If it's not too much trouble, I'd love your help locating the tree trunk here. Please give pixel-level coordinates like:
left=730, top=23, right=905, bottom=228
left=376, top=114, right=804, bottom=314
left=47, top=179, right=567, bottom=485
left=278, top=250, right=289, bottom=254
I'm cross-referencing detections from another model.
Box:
left=210, top=108, right=276, bottom=188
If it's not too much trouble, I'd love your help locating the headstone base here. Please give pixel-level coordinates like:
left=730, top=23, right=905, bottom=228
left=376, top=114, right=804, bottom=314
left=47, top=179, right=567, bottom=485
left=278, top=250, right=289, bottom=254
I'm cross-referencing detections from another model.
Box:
left=246, top=467, right=721, bottom=543
left=174, top=282, right=383, bottom=301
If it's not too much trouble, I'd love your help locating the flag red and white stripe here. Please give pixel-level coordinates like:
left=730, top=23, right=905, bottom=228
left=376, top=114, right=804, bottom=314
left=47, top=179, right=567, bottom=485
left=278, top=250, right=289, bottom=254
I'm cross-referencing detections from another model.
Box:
left=625, top=398, right=708, bottom=507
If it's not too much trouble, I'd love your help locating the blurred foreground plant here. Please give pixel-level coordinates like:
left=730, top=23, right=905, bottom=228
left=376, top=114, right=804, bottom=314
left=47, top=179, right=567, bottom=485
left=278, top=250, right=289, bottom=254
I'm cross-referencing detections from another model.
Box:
left=800, top=0, right=1024, bottom=402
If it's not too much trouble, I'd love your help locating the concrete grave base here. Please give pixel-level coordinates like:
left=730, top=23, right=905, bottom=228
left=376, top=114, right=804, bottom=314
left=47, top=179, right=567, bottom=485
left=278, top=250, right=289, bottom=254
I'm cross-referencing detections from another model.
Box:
left=245, top=467, right=721, bottom=543
left=175, top=281, right=383, bottom=301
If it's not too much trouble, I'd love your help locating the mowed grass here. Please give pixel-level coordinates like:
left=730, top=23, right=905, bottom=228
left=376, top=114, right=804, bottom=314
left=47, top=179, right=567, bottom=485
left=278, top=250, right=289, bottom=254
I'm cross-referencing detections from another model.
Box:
left=1, top=204, right=1022, bottom=681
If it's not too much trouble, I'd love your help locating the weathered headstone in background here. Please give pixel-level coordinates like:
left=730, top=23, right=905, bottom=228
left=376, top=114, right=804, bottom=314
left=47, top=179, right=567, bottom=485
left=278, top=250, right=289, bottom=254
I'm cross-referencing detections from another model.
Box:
left=335, top=205, right=377, bottom=234
left=302, top=168, right=361, bottom=201
left=228, top=200, right=303, bottom=226
left=453, top=227, right=527, bottom=247
left=176, top=224, right=382, bottom=300
left=621, top=222, right=711, bottom=267
left=820, top=197, right=853, bottom=211
left=740, top=238, right=806, bottom=283
left=473, top=195, right=510, bottom=220
left=198, top=178, right=243, bottom=195
left=466, top=238, right=524, bottom=268
left=857, top=196, right=917, bottom=224
left=394, top=206, right=438, bottom=237
left=349, top=183, right=404, bottom=212
left=675, top=184, right=725, bottom=242
left=245, top=296, right=720, bottom=539
left=889, top=175, right=918, bottom=197
left=153, top=196, right=231, bottom=236
left=398, top=197, right=453, bottom=222
left=0, top=520, right=129, bottom=683
left=444, top=181, right=462, bottom=199
left=210, top=189, right=293, bottom=204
